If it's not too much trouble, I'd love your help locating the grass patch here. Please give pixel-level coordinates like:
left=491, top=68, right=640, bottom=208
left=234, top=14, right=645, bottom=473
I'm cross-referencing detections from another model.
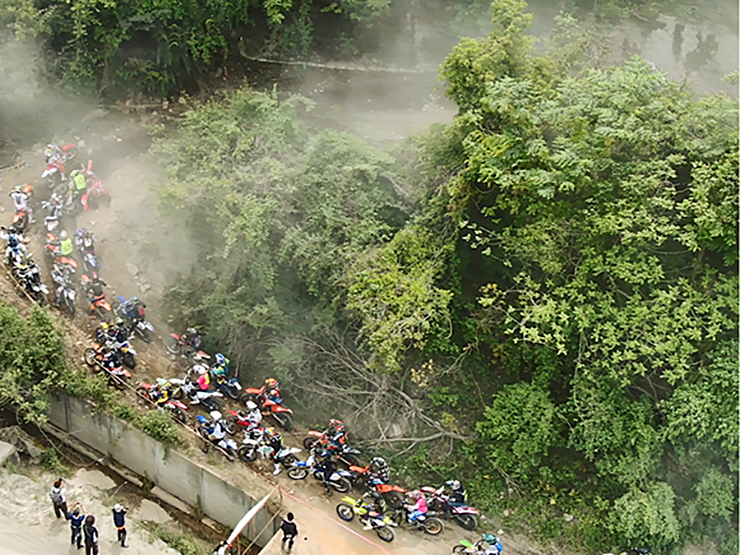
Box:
left=149, top=524, right=207, bottom=555
left=42, top=447, right=71, bottom=477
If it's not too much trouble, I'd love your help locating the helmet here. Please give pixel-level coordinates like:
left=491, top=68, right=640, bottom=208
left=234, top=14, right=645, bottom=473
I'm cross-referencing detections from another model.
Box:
left=115, top=317, right=124, bottom=326
left=408, top=490, right=421, bottom=500
left=482, top=533, right=497, bottom=543
left=246, top=400, right=258, bottom=411
left=264, top=427, right=277, bottom=438
left=265, top=377, right=279, bottom=388
left=371, top=457, right=389, bottom=470
left=51, top=193, right=61, bottom=203
left=100, top=323, right=109, bottom=331
left=215, top=353, right=226, bottom=366
left=76, top=229, right=84, bottom=237
left=446, top=479, right=462, bottom=491
left=60, top=230, right=68, bottom=239
left=210, top=411, right=223, bottom=422
left=12, top=185, right=21, bottom=193
left=187, top=327, right=197, bottom=334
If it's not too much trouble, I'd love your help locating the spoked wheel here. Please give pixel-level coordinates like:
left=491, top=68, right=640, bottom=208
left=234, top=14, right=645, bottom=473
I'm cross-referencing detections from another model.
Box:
left=452, top=546, right=468, bottom=554
left=171, top=407, right=187, bottom=423
left=335, top=503, right=354, bottom=522
left=330, top=477, right=351, bottom=493
left=237, top=445, right=258, bottom=463
left=375, top=526, right=394, bottom=543
left=223, top=417, right=237, bottom=436
left=201, top=440, right=210, bottom=454
left=454, top=513, right=478, bottom=531
left=303, top=437, right=319, bottom=451
left=272, top=412, right=293, bottom=431
left=122, top=351, right=136, bottom=369
left=382, top=491, right=405, bottom=510
left=165, top=336, right=181, bottom=355
left=287, top=467, right=308, bottom=480
left=422, top=516, right=443, bottom=535
left=84, top=348, right=97, bottom=367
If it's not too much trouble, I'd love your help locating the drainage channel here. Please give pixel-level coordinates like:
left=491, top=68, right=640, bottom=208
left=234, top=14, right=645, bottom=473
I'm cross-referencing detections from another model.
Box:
left=0, top=411, right=263, bottom=555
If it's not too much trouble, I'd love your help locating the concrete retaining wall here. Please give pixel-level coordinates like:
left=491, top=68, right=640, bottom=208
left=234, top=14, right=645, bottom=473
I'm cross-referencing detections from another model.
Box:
left=48, top=393, right=277, bottom=547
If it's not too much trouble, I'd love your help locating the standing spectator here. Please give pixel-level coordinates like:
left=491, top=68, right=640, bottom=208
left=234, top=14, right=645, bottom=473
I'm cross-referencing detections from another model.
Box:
left=83, top=515, right=100, bottom=555
left=280, top=512, right=298, bottom=552
left=49, top=478, right=69, bottom=520
left=113, top=504, right=129, bottom=547
left=68, top=504, right=86, bottom=549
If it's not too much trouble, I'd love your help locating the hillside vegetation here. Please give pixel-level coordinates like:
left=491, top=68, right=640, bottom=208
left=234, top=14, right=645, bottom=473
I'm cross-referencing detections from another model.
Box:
left=151, top=0, right=738, bottom=551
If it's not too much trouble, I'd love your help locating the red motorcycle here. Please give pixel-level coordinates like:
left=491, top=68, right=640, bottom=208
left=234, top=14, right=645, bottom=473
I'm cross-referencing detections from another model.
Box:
left=42, top=143, right=76, bottom=194
left=83, top=343, right=132, bottom=390
left=243, top=385, right=294, bottom=431
left=85, top=162, right=111, bottom=209
left=165, top=332, right=210, bottom=361
left=136, top=382, right=189, bottom=423
left=11, top=184, right=33, bottom=233
left=419, top=486, right=479, bottom=531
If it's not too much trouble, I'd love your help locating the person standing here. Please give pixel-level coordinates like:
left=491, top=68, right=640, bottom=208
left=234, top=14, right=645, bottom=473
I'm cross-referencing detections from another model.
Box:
left=83, top=515, right=100, bottom=555
left=68, top=504, right=86, bottom=549
left=113, top=504, right=129, bottom=547
left=280, top=512, right=298, bottom=552
left=49, top=478, right=69, bottom=519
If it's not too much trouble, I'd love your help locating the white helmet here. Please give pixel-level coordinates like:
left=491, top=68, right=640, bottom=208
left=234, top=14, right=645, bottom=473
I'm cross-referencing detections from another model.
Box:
left=210, top=411, right=222, bottom=422
left=192, top=364, right=207, bottom=375
left=60, top=230, right=68, bottom=239
left=246, top=401, right=257, bottom=411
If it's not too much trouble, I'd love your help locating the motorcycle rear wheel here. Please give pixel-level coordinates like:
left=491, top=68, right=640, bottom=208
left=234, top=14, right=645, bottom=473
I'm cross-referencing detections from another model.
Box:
left=273, top=412, right=293, bottom=432
left=223, top=448, right=236, bottom=462
left=335, top=503, right=355, bottom=522
left=452, top=546, right=468, bottom=554
left=454, top=513, right=478, bottom=531
left=135, top=386, right=149, bottom=401
left=122, top=351, right=136, bottom=369
left=382, top=491, right=405, bottom=510
left=287, top=467, right=308, bottom=480
left=171, top=407, right=187, bottom=424
left=375, top=526, right=394, bottom=543
left=422, top=517, right=443, bottom=535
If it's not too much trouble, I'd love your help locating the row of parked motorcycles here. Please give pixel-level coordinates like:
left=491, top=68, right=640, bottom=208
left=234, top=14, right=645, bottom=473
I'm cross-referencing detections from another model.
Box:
left=6, top=142, right=491, bottom=553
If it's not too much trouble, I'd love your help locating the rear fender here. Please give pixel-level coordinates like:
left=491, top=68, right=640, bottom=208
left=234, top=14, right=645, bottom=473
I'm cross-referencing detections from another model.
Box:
left=272, top=405, right=293, bottom=414
left=452, top=506, right=479, bottom=515
left=307, top=430, right=323, bottom=438
left=170, top=333, right=181, bottom=341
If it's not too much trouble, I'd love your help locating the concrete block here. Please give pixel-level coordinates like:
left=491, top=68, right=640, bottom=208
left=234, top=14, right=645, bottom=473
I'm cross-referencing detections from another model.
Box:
left=0, top=441, right=17, bottom=466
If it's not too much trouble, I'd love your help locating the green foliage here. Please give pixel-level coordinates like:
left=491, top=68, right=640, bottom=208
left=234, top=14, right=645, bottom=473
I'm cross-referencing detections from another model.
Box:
left=610, top=482, right=680, bottom=550
left=150, top=524, right=206, bottom=555
left=42, top=447, right=71, bottom=477
left=0, top=304, right=68, bottom=424
left=137, top=410, right=182, bottom=447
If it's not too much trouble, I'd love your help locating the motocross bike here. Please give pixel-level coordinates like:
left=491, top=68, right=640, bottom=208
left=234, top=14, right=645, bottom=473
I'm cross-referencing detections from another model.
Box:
left=113, top=296, right=154, bottom=343
left=335, top=495, right=397, bottom=543
left=86, top=171, right=111, bottom=209
left=243, top=386, right=294, bottom=431
left=11, top=207, right=30, bottom=234
left=165, top=333, right=210, bottom=361
left=83, top=343, right=132, bottom=390
left=452, top=536, right=503, bottom=555
left=211, top=372, right=243, bottom=400
left=303, top=430, right=362, bottom=469
left=367, top=482, right=407, bottom=510
left=54, top=273, right=77, bottom=317
left=13, top=262, right=48, bottom=305
left=44, top=233, right=78, bottom=271
left=420, top=485, right=479, bottom=531
left=287, top=452, right=353, bottom=493
left=42, top=159, right=67, bottom=194
left=236, top=427, right=266, bottom=463
left=223, top=410, right=261, bottom=436
left=195, top=415, right=237, bottom=462
left=384, top=504, right=444, bottom=536
left=136, top=382, right=189, bottom=423
left=170, top=377, right=223, bottom=413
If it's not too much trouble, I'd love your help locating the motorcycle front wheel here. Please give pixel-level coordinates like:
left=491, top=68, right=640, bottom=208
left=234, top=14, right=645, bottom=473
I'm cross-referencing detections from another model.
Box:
left=165, top=336, right=181, bottom=355
left=237, top=445, right=258, bottom=463
left=375, top=526, right=394, bottom=543
left=330, top=477, right=352, bottom=494
left=452, top=546, right=468, bottom=554
left=171, top=407, right=187, bottom=424
left=287, top=467, right=308, bottom=480
left=335, top=503, right=355, bottom=522
left=83, top=348, right=98, bottom=367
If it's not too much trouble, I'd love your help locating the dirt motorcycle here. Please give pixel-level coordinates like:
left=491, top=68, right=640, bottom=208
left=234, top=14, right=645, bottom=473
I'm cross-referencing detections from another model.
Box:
left=165, top=332, right=210, bottom=361
left=367, top=482, right=408, bottom=510
left=420, top=485, right=479, bottom=531
left=83, top=343, right=132, bottom=390
left=52, top=266, right=77, bottom=317
left=113, top=296, right=154, bottom=343
left=385, top=503, right=444, bottom=536
left=211, top=372, right=243, bottom=400
left=136, top=382, right=189, bottom=423
left=195, top=414, right=238, bottom=462
left=287, top=452, right=353, bottom=493
left=335, top=495, right=397, bottom=543
left=42, top=159, right=67, bottom=194
left=169, top=377, right=224, bottom=413
left=223, top=409, right=261, bottom=436
left=303, top=431, right=361, bottom=468
left=453, top=535, right=503, bottom=555
left=243, top=386, right=294, bottom=431
left=12, top=261, right=48, bottom=305
left=236, top=427, right=267, bottom=463
left=86, top=172, right=111, bottom=209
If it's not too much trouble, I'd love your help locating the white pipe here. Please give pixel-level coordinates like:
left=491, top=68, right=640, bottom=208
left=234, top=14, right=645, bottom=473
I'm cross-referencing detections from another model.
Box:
left=226, top=488, right=277, bottom=546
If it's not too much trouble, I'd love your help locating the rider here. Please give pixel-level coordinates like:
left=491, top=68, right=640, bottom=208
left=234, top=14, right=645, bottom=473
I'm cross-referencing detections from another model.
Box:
left=51, top=264, right=73, bottom=306
left=43, top=194, right=63, bottom=228
left=3, top=225, right=27, bottom=265
left=480, top=533, right=503, bottom=555
left=56, top=230, right=75, bottom=257
left=82, top=272, right=108, bottom=317
left=240, top=400, right=262, bottom=430
left=368, top=457, right=390, bottom=484
left=9, top=185, right=33, bottom=223
left=109, top=317, right=129, bottom=348
left=404, top=490, right=428, bottom=523
left=262, top=377, right=282, bottom=404
left=68, top=167, right=88, bottom=203
left=264, top=427, right=286, bottom=475
left=44, top=143, right=62, bottom=164
left=207, top=411, right=228, bottom=444
left=119, top=297, right=146, bottom=326
left=75, top=228, right=95, bottom=255
left=211, top=353, right=230, bottom=379
left=443, top=479, right=467, bottom=506
left=151, top=383, right=172, bottom=409
left=327, top=419, right=347, bottom=448
left=182, top=327, right=203, bottom=351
